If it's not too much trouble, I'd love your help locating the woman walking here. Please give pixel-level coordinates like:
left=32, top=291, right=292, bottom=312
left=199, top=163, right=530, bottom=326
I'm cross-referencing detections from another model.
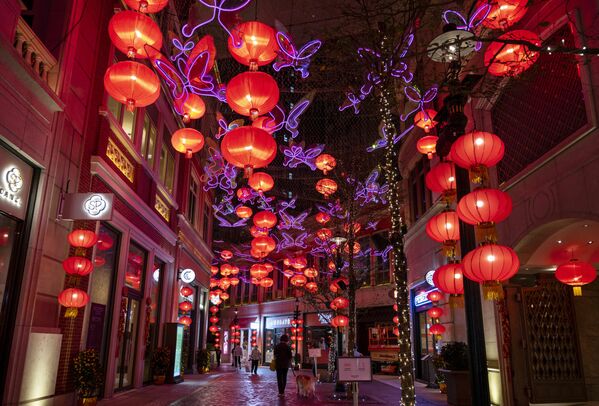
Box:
left=273, top=334, right=293, bottom=396
left=233, top=345, right=243, bottom=369
left=250, top=346, right=261, bottom=374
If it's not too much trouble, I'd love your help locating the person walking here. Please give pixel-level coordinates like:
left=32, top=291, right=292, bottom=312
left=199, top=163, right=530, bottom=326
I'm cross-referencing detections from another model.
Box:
left=250, top=346, right=261, bottom=374
left=233, top=345, right=243, bottom=369
left=215, top=348, right=221, bottom=367
left=273, top=334, right=293, bottom=396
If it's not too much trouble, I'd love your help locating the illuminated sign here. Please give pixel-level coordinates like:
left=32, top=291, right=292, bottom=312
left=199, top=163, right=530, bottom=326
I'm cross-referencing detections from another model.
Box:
left=84, top=194, right=108, bottom=217
left=425, top=270, right=436, bottom=287
left=414, top=287, right=437, bottom=307
left=180, top=268, right=196, bottom=284
left=61, top=193, right=114, bottom=221
left=0, top=167, right=23, bottom=207
left=0, top=147, right=33, bottom=221
left=265, top=316, right=292, bottom=329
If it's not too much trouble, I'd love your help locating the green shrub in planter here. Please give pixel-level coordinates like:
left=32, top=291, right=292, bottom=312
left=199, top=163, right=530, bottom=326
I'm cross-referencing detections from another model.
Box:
left=440, top=342, right=469, bottom=371
left=151, top=347, right=171, bottom=384
left=197, top=349, right=211, bottom=373
left=72, top=349, right=103, bottom=399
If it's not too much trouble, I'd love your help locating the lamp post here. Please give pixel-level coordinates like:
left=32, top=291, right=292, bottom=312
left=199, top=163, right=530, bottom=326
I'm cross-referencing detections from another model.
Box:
left=293, top=297, right=301, bottom=369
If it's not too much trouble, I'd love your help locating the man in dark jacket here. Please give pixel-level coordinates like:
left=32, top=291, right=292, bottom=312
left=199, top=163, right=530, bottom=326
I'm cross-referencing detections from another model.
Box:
left=273, top=334, right=293, bottom=396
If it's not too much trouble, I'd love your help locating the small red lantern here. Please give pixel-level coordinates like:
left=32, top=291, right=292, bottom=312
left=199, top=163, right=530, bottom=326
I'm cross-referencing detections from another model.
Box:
left=248, top=172, right=274, bottom=193
left=305, top=282, right=318, bottom=293
left=221, top=126, right=277, bottom=177
left=104, top=61, right=160, bottom=111
left=124, top=0, right=168, bottom=13
left=427, top=306, right=443, bottom=319
left=315, top=178, right=338, bottom=199
left=58, top=288, right=89, bottom=318
left=290, top=256, right=307, bottom=270
left=250, top=226, right=269, bottom=237
left=181, top=286, right=193, bottom=297
left=433, top=263, right=465, bottom=307
left=484, top=30, right=541, bottom=77
left=220, top=264, right=233, bottom=276
left=210, top=265, right=219, bottom=275
left=209, top=305, right=219, bottom=313
left=251, top=236, right=276, bottom=257
left=236, top=205, right=253, bottom=219
left=220, top=292, right=230, bottom=300
left=315, top=154, right=337, bottom=175
left=237, top=187, right=253, bottom=201
left=330, top=277, right=349, bottom=293
left=221, top=250, right=233, bottom=260
left=62, top=256, right=94, bottom=277
left=429, top=323, right=446, bottom=337
left=457, top=188, right=512, bottom=242
left=290, top=274, right=308, bottom=287
left=555, top=259, right=597, bottom=296
left=393, top=315, right=399, bottom=324
left=331, top=315, right=349, bottom=328
left=96, top=234, right=113, bottom=250
left=316, top=228, right=332, bottom=241
left=480, top=0, right=528, bottom=30
left=108, top=11, right=163, bottom=59
left=179, top=315, right=192, bottom=327
left=450, top=131, right=505, bottom=184
left=426, top=210, right=460, bottom=256
left=427, top=290, right=444, bottom=303
left=417, top=135, right=439, bottom=159
left=68, top=230, right=98, bottom=248
left=218, top=277, right=231, bottom=290
left=209, top=316, right=219, bottom=324
left=425, top=162, right=456, bottom=203
left=315, top=212, right=331, bottom=225
left=226, top=72, right=280, bottom=119
left=331, top=296, right=349, bottom=310
left=304, top=267, right=318, bottom=278
left=227, top=21, right=278, bottom=70
left=230, top=265, right=240, bottom=275
left=462, top=244, right=519, bottom=300
left=176, top=93, right=206, bottom=123
left=414, top=109, right=438, bottom=133
left=230, top=277, right=240, bottom=286
left=253, top=210, right=277, bottom=229
left=250, top=263, right=269, bottom=279
left=171, top=128, right=204, bottom=158
left=260, top=277, right=274, bottom=288
left=209, top=325, right=219, bottom=333
left=210, top=278, right=218, bottom=288
left=179, top=301, right=192, bottom=312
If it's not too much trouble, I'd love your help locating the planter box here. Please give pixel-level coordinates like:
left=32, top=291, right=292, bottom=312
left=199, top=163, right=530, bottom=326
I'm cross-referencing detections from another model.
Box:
left=439, top=369, right=471, bottom=406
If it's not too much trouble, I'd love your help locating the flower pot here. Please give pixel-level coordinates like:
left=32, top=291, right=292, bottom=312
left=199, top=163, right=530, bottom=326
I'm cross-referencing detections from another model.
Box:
left=77, top=397, right=97, bottom=406
left=439, top=369, right=471, bottom=406
left=154, top=375, right=166, bottom=385
left=439, top=382, right=447, bottom=394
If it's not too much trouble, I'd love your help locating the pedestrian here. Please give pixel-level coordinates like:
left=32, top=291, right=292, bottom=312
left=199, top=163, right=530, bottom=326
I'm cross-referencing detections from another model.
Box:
left=250, top=346, right=261, bottom=374
left=215, top=348, right=221, bottom=367
left=233, top=344, right=243, bottom=369
left=273, top=334, right=293, bottom=396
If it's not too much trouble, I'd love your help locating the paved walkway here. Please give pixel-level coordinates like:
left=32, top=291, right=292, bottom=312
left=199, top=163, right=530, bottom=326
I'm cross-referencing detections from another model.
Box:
left=99, top=366, right=448, bottom=406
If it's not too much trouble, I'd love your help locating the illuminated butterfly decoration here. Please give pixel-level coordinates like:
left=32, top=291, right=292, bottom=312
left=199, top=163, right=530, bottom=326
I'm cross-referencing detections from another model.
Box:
left=181, top=0, right=252, bottom=44
left=277, top=232, right=308, bottom=251
left=257, top=195, right=276, bottom=210
left=309, top=244, right=328, bottom=257
left=216, top=115, right=244, bottom=140
left=278, top=211, right=309, bottom=231
left=366, top=122, right=413, bottom=152
left=366, top=220, right=379, bottom=231
left=316, top=201, right=345, bottom=219
left=285, top=93, right=314, bottom=139
left=201, top=147, right=238, bottom=194
left=442, top=3, right=491, bottom=51
left=277, top=197, right=297, bottom=213
left=273, top=31, right=322, bottom=79
left=212, top=194, right=235, bottom=215
left=355, top=169, right=389, bottom=205
left=281, top=144, right=324, bottom=169
left=400, top=85, right=439, bottom=122
left=373, top=245, right=393, bottom=259
left=355, top=247, right=371, bottom=258
left=214, top=213, right=248, bottom=228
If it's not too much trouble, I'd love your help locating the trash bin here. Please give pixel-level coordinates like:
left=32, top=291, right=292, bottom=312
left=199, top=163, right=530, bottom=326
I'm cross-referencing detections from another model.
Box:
left=421, top=354, right=439, bottom=388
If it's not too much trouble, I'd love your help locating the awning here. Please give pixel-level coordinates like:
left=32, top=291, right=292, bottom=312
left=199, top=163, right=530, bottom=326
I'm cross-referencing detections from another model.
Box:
left=230, top=317, right=258, bottom=329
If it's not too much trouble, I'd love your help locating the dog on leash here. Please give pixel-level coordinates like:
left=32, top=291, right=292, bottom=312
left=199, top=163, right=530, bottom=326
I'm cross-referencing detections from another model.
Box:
left=296, top=374, right=316, bottom=398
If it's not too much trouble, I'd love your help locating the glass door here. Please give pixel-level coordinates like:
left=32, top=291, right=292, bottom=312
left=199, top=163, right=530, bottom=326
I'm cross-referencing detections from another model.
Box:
left=143, top=258, right=163, bottom=383
left=0, top=214, right=20, bottom=317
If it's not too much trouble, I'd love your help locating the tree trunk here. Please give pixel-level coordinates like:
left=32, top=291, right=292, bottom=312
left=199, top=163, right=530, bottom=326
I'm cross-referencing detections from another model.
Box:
left=347, top=198, right=357, bottom=357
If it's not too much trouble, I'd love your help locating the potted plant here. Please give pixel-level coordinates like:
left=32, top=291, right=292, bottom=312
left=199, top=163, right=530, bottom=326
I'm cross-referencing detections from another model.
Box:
left=72, top=349, right=103, bottom=406
left=439, top=342, right=470, bottom=406
left=151, top=347, right=171, bottom=385
left=432, top=354, right=447, bottom=393
left=197, top=349, right=211, bottom=374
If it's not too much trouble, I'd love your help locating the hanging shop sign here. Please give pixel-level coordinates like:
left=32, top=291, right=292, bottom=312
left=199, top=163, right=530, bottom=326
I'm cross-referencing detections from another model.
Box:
left=61, top=193, right=114, bottom=221
left=0, top=146, right=33, bottom=220
left=265, top=315, right=293, bottom=329
left=179, top=268, right=196, bottom=284
left=425, top=270, right=436, bottom=287
left=414, top=287, right=438, bottom=308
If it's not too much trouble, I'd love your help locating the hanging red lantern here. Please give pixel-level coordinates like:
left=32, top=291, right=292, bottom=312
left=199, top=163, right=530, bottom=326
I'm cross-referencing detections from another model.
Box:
left=433, top=263, right=465, bottom=307
left=235, top=205, right=253, bottom=219
left=426, top=210, right=460, bottom=256
left=62, top=256, right=94, bottom=277
left=305, top=281, right=318, bottom=293
left=179, top=301, right=192, bottom=312
left=124, top=0, right=168, bottom=13
left=220, top=292, right=230, bottom=300
left=427, top=290, right=444, bottom=303
left=330, top=277, right=349, bottom=293
left=462, top=244, right=520, bottom=300
left=316, top=228, right=332, bottom=241
left=230, top=265, right=240, bottom=275
left=96, top=234, right=113, bottom=250
left=179, top=315, right=192, bottom=327
left=290, top=274, right=308, bottom=287
left=221, top=126, right=277, bottom=177
left=250, top=226, right=269, bottom=237
left=104, top=61, right=160, bottom=111
left=484, top=30, right=541, bottom=77
left=331, top=296, right=349, bottom=310
left=237, top=187, right=253, bottom=201
left=176, top=93, right=206, bottom=123
left=221, top=250, right=233, bottom=260
left=218, top=277, right=231, bottom=290
left=228, top=21, right=278, bottom=70
left=209, top=325, right=219, bottom=333
left=253, top=210, right=277, bottom=229
left=304, top=267, right=318, bottom=278
left=181, top=286, right=193, bottom=297
left=480, top=0, right=528, bottom=30
left=248, top=172, right=274, bottom=193
left=414, top=109, right=438, bottom=133
left=252, top=116, right=278, bottom=134
left=425, top=162, right=456, bottom=203
left=429, top=323, right=446, bottom=337
left=457, top=188, right=512, bottom=242
left=209, top=305, right=219, bottom=314
left=393, top=327, right=400, bottom=336
left=343, top=242, right=361, bottom=254
left=229, top=277, right=240, bottom=286
left=450, top=131, right=505, bottom=184
left=555, top=259, right=597, bottom=296
left=290, top=256, right=308, bottom=269
left=315, top=212, right=331, bottom=225
left=417, top=135, right=439, bottom=160
left=209, top=316, right=219, bottom=324
left=251, top=236, right=276, bottom=257
left=210, top=278, right=218, bottom=288
left=283, top=269, right=295, bottom=278
left=250, top=263, right=269, bottom=279
left=226, top=72, right=280, bottom=119
left=108, top=11, right=163, bottom=59
left=315, top=154, right=337, bottom=175
left=220, top=264, right=233, bottom=276
left=58, top=288, right=89, bottom=318
left=260, top=277, right=274, bottom=288
left=331, top=315, right=349, bottom=328
left=392, top=315, right=399, bottom=324
left=427, top=306, right=443, bottom=319
left=210, top=265, right=219, bottom=275
left=315, top=178, right=338, bottom=199
left=171, top=128, right=205, bottom=158
left=68, top=230, right=98, bottom=249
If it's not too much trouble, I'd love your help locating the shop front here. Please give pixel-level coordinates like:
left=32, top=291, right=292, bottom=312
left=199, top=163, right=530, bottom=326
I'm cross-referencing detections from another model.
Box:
left=411, top=281, right=440, bottom=383
left=263, top=315, right=294, bottom=363
left=303, top=312, right=333, bottom=367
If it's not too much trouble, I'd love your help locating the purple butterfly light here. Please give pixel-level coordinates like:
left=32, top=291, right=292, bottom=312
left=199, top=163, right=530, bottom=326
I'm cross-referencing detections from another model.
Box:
left=281, top=144, right=324, bottom=170
left=273, top=31, right=322, bottom=79
left=181, top=0, right=252, bottom=44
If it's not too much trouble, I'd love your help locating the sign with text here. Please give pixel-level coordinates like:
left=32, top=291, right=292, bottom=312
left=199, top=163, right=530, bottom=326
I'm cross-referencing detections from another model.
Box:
left=0, top=146, right=33, bottom=220
left=338, top=357, right=372, bottom=382
left=308, top=348, right=322, bottom=358
left=61, top=193, right=114, bottom=221
left=265, top=316, right=292, bottom=329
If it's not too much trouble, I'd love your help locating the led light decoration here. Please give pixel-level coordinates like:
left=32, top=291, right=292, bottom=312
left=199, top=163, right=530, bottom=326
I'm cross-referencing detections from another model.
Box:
left=277, top=211, right=308, bottom=231
left=281, top=144, right=324, bottom=170
left=201, top=147, right=239, bottom=193
left=277, top=232, right=308, bottom=251
left=181, top=0, right=252, bottom=42
left=273, top=31, right=322, bottom=78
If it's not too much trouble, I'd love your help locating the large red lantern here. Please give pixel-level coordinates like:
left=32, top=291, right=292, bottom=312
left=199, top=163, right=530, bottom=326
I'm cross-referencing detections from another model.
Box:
left=450, top=131, right=504, bottom=184
left=221, top=126, right=277, bottom=177
left=124, top=0, right=168, bottom=13
left=316, top=228, right=332, bottom=241
left=228, top=21, right=278, bottom=70
left=179, top=315, right=192, bottom=327
left=555, top=259, right=597, bottom=296
left=104, top=61, right=160, bottom=111
left=221, top=250, right=234, bottom=260
left=58, top=288, right=89, bottom=318
left=417, top=135, right=438, bottom=160
left=427, top=306, right=443, bottom=319
left=250, top=263, right=269, bottom=279
left=462, top=244, right=519, bottom=300
left=305, top=281, right=318, bottom=293
left=433, top=263, right=465, bottom=307
left=108, top=11, right=163, bottom=59
left=315, top=212, right=331, bottom=225
left=429, top=323, right=446, bottom=337
left=253, top=210, right=277, bottom=229
left=248, top=172, right=274, bottom=193
left=315, top=178, right=338, bottom=199
left=68, top=230, right=98, bottom=249
left=414, top=109, right=438, bottom=133
left=251, top=236, right=276, bottom=257
left=179, top=301, right=192, bottom=312
left=315, top=154, right=337, bottom=175
left=62, top=256, right=94, bottom=277
left=426, top=210, right=460, bottom=256
left=484, top=30, right=541, bottom=77
left=171, top=128, right=204, bottom=158
left=180, top=286, right=193, bottom=297
left=290, top=274, right=308, bottom=287
left=226, top=72, right=279, bottom=119
left=425, top=162, right=456, bottom=202
left=331, top=315, right=349, bottom=328
left=176, top=93, right=206, bottom=123
left=331, top=296, right=349, bottom=310
left=427, top=290, right=444, bottom=303
left=260, top=277, right=274, bottom=288
left=304, top=267, right=318, bottom=278
left=235, top=205, right=253, bottom=219
left=480, top=0, right=528, bottom=30
left=457, top=188, right=512, bottom=242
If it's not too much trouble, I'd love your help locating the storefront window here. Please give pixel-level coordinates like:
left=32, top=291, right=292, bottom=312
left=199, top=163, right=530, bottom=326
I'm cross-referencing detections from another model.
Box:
left=107, top=95, right=136, bottom=141
left=0, top=214, right=19, bottom=325
left=372, top=233, right=391, bottom=285
left=140, top=113, right=157, bottom=168
left=143, top=258, right=164, bottom=383
left=188, top=174, right=199, bottom=227
left=159, top=139, right=175, bottom=194
left=202, top=199, right=211, bottom=241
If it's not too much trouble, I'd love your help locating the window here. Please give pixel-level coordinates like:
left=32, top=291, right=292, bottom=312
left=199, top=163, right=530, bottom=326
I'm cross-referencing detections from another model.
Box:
left=107, top=96, right=136, bottom=141
left=372, top=233, right=391, bottom=285
left=188, top=173, right=200, bottom=226
left=202, top=197, right=211, bottom=241
left=250, top=284, right=258, bottom=302
left=141, top=113, right=157, bottom=168
left=408, top=158, right=432, bottom=222
left=355, top=236, right=371, bottom=286
left=159, top=138, right=175, bottom=194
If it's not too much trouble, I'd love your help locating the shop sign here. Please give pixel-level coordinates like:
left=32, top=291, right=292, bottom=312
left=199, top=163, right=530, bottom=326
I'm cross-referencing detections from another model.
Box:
left=370, top=351, right=400, bottom=362
left=425, top=270, right=436, bottom=287
left=414, top=287, right=437, bottom=307
left=179, top=268, right=196, bottom=283
left=265, top=316, right=293, bottom=329
left=0, top=147, right=33, bottom=220
left=61, top=193, right=114, bottom=221
left=338, top=357, right=372, bottom=382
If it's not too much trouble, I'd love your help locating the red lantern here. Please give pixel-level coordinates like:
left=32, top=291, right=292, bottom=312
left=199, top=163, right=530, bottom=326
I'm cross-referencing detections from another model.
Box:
left=104, top=61, right=160, bottom=111
left=315, top=154, right=337, bottom=175
left=230, top=277, right=240, bottom=286
left=484, top=30, right=541, bottom=77
left=414, top=109, right=438, bottom=133
left=316, top=228, right=332, bottom=241
left=425, top=162, right=456, bottom=202
left=221, top=126, right=277, bottom=177
left=108, top=11, right=163, bottom=59
left=124, top=0, right=168, bottom=13
left=433, top=263, right=465, bottom=307
left=58, top=288, right=89, bottom=318
left=417, top=135, right=438, bottom=159
left=209, top=316, right=219, bottom=324
left=393, top=316, right=399, bottom=324
left=181, top=286, right=193, bottom=297
left=253, top=210, right=277, bottom=229
left=305, top=282, right=318, bottom=293
left=250, top=226, right=269, bottom=237
left=315, top=212, right=331, bottom=225
left=343, top=242, right=361, bottom=254
left=176, top=93, right=206, bottom=123
left=228, top=21, right=278, bottom=70
left=457, top=188, right=512, bottom=241
left=250, top=263, right=269, bottom=279
left=304, top=268, right=318, bottom=278
left=226, top=72, right=279, bottom=119
left=251, top=236, right=276, bottom=257
left=315, top=178, right=338, bottom=198
left=235, top=205, right=253, bottom=219
left=343, top=222, right=361, bottom=234
left=290, top=274, right=308, bottom=287
left=290, top=256, right=307, bottom=269
left=179, top=301, right=193, bottom=312
left=220, top=292, right=230, bottom=300
left=331, top=315, right=349, bottom=328
left=237, top=187, right=253, bottom=201
left=252, top=116, right=278, bottom=134
left=427, top=290, right=444, bottom=303
left=179, top=315, right=192, bottom=327
left=218, top=277, right=231, bottom=290
left=210, top=265, right=219, bottom=275
left=260, top=277, right=274, bottom=288
left=480, top=0, right=528, bottom=30
left=209, top=325, right=219, bottom=333
left=462, top=244, right=519, bottom=300
left=450, top=131, right=505, bottom=183
left=221, top=250, right=233, bottom=260
left=209, top=305, right=219, bottom=314
left=96, top=234, right=113, bottom=250
left=210, top=278, right=218, bottom=288
left=171, top=128, right=204, bottom=158
left=62, top=256, right=94, bottom=277
left=330, top=277, right=349, bottom=293
left=230, top=265, right=240, bottom=275
left=429, top=323, right=446, bottom=336
left=427, top=306, right=443, bottom=319
left=331, top=296, right=349, bottom=310
left=426, top=210, right=460, bottom=256
left=555, top=259, right=597, bottom=296
left=393, top=327, right=400, bottom=336
left=248, top=172, right=274, bottom=193
left=68, top=230, right=98, bottom=248
left=220, top=264, right=233, bottom=276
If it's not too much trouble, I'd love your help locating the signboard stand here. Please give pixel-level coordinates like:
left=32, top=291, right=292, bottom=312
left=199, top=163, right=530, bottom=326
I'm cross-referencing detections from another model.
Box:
left=308, top=348, right=321, bottom=380
left=164, top=323, right=184, bottom=384
left=337, top=357, right=372, bottom=406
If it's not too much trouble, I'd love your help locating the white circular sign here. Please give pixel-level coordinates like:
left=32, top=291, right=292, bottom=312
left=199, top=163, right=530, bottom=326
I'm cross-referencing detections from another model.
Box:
left=180, top=268, right=196, bottom=284
left=425, top=270, right=436, bottom=287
